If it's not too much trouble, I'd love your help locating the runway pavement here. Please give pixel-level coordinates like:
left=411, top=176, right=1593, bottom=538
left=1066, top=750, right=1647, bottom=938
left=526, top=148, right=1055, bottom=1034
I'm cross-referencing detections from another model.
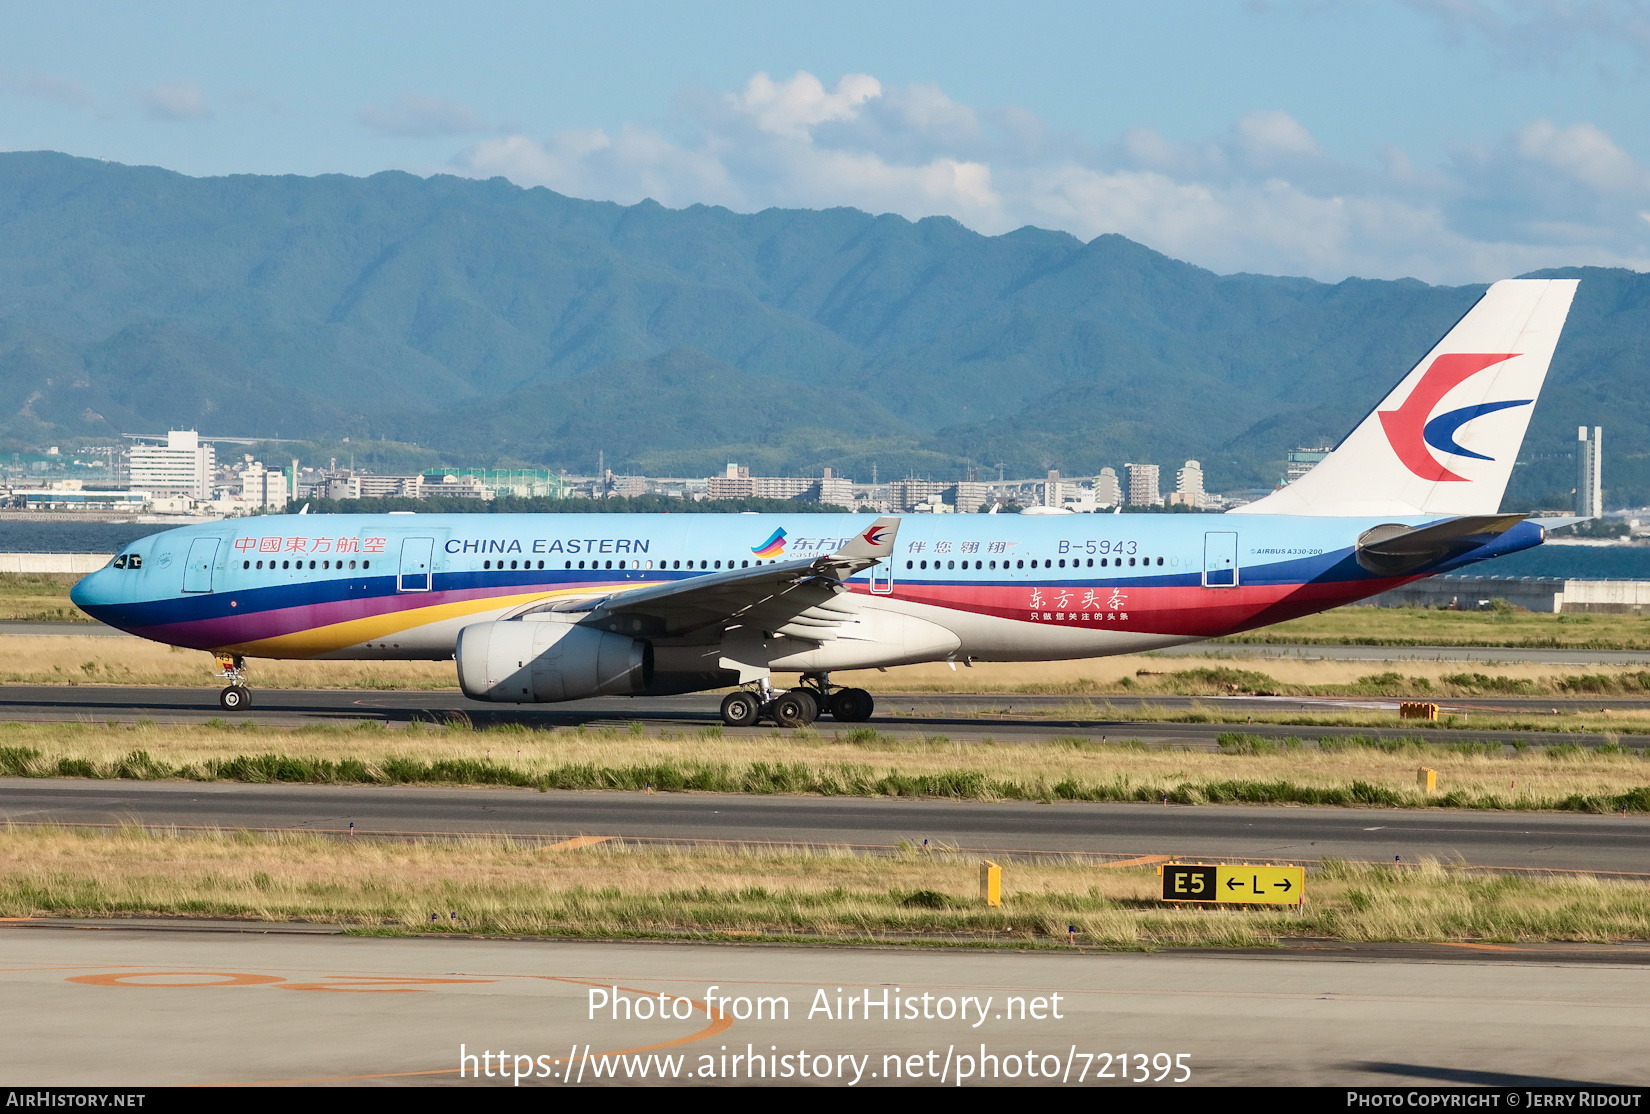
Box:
left=1153, top=641, right=1650, bottom=665
left=9, top=619, right=1650, bottom=665
left=2, top=683, right=1647, bottom=749
left=6, top=778, right=1648, bottom=872
left=3, top=925, right=1647, bottom=1086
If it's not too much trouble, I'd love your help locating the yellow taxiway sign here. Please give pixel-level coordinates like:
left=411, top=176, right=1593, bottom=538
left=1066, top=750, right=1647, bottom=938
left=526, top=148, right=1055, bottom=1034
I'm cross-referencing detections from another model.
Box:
left=1159, top=864, right=1304, bottom=904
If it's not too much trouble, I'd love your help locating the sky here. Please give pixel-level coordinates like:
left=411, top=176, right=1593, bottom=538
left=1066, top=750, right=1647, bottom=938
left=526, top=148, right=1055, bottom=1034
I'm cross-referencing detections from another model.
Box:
left=3, top=0, right=1650, bottom=283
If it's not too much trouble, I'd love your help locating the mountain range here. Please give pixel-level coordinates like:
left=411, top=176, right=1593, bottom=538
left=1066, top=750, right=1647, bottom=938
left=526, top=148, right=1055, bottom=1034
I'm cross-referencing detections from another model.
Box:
left=1, top=150, right=1647, bottom=506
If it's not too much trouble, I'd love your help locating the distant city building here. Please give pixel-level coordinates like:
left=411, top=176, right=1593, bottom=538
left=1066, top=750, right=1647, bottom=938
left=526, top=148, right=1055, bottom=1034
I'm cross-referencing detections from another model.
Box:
left=128, top=430, right=214, bottom=500
left=1040, top=470, right=1064, bottom=508
left=707, top=463, right=754, bottom=500
left=812, top=467, right=856, bottom=507
left=354, top=474, right=422, bottom=500
left=422, top=474, right=492, bottom=499
left=1578, top=425, right=1603, bottom=518
left=1285, top=447, right=1331, bottom=485
left=238, top=461, right=290, bottom=509
left=1093, top=468, right=1121, bottom=508
left=952, top=479, right=990, bottom=513
left=703, top=464, right=860, bottom=504
left=888, top=479, right=948, bottom=512
left=610, top=474, right=647, bottom=498
left=1126, top=463, right=1161, bottom=507
left=6, top=479, right=148, bottom=510
left=1181, top=458, right=1207, bottom=498
left=1168, top=459, right=1221, bottom=508
left=751, top=476, right=814, bottom=499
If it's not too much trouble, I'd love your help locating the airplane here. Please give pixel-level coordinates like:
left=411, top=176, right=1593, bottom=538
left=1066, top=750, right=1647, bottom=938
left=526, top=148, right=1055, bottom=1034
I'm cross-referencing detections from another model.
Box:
left=71, top=278, right=1580, bottom=728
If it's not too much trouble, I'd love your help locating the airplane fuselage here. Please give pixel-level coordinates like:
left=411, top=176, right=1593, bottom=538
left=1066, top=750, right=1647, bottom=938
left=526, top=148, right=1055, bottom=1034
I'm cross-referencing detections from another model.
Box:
left=70, top=511, right=1542, bottom=688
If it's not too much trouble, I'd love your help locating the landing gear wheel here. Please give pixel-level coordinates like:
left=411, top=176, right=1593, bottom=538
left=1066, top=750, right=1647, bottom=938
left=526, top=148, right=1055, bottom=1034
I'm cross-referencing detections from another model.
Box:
left=720, top=691, right=761, bottom=728
left=829, top=688, right=874, bottom=722
left=771, top=690, right=817, bottom=728
left=218, top=685, right=251, bottom=712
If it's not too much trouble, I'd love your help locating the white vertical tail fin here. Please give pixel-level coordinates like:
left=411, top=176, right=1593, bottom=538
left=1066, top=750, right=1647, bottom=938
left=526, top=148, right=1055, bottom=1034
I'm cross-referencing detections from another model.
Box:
left=1232, top=278, right=1578, bottom=517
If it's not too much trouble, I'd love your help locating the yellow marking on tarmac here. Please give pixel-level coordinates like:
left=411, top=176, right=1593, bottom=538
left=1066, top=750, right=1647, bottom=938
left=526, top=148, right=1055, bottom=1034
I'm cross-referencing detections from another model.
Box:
left=1438, top=942, right=1527, bottom=952
left=68, top=971, right=287, bottom=987
left=222, top=581, right=668, bottom=658
left=1098, top=854, right=1172, bottom=869
left=274, top=976, right=495, bottom=993
left=545, top=835, right=613, bottom=851
left=217, top=975, right=733, bottom=1086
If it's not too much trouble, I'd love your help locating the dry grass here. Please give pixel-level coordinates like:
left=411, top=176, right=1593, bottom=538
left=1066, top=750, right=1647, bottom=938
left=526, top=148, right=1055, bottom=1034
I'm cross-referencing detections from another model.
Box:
left=4, top=719, right=1649, bottom=810
left=0, top=636, right=458, bottom=689
left=14, top=634, right=1650, bottom=709
left=993, top=696, right=1650, bottom=739
left=1223, top=603, right=1650, bottom=649
left=0, top=573, right=92, bottom=622
left=1, top=825, right=1645, bottom=945
left=843, top=655, right=1650, bottom=697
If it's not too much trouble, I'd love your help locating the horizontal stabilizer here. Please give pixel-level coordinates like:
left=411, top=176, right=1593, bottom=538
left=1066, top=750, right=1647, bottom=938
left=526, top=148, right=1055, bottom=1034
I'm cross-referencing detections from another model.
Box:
left=1355, top=513, right=1527, bottom=577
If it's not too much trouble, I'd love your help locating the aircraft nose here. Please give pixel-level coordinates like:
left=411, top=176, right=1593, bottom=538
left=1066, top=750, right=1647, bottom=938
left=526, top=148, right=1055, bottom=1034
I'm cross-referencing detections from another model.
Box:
left=69, top=568, right=113, bottom=614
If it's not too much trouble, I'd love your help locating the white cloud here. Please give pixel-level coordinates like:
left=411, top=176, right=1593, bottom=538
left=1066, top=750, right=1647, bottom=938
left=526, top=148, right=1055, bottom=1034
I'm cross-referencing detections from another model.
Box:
left=728, top=71, right=880, bottom=139
left=451, top=69, right=1650, bottom=283
left=359, top=92, right=489, bottom=138
left=0, top=67, right=100, bottom=112
left=133, top=81, right=210, bottom=122
left=1399, top=0, right=1650, bottom=67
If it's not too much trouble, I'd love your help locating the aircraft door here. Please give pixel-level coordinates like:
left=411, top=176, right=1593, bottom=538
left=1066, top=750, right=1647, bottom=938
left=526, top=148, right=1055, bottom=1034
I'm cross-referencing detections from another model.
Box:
left=1203, top=532, right=1239, bottom=588
left=868, top=557, right=893, bottom=595
left=182, top=538, right=219, bottom=593
left=398, top=537, right=434, bottom=592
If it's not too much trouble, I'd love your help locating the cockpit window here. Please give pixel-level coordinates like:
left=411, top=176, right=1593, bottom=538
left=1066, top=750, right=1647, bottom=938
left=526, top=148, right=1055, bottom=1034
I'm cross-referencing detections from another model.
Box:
left=112, top=555, right=127, bottom=569
left=128, top=554, right=142, bottom=569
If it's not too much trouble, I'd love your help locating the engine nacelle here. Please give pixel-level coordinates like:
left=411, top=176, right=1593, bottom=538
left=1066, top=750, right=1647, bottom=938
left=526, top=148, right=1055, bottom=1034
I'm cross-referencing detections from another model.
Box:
left=456, top=620, right=651, bottom=703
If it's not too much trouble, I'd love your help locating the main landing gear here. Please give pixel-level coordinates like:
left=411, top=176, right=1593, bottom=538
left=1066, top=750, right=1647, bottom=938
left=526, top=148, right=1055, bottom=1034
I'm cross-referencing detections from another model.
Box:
left=717, top=673, right=875, bottom=728
left=214, top=653, right=252, bottom=711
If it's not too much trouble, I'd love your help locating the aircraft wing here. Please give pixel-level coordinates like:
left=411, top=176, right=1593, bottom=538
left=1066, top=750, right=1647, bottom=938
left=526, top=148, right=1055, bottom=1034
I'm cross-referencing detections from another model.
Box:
left=536, top=516, right=900, bottom=641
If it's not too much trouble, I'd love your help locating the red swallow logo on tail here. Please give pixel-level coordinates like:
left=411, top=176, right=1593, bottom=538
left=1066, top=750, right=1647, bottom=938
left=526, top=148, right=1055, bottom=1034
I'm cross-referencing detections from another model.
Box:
left=860, top=525, right=888, bottom=546
left=1378, top=353, right=1530, bottom=482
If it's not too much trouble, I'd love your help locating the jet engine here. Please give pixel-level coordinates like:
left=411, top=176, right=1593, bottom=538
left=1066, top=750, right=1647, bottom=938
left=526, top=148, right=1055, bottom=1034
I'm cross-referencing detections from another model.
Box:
left=456, top=620, right=651, bottom=703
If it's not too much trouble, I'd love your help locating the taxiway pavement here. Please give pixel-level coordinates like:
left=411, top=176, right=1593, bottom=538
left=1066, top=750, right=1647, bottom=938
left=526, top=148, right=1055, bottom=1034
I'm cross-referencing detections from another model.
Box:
left=3, top=925, right=1646, bottom=1086
left=9, top=620, right=1650, bottom=666
left=1, top=683, right=1646, bottom=750
left=5, top=779, right=1647, bottom=872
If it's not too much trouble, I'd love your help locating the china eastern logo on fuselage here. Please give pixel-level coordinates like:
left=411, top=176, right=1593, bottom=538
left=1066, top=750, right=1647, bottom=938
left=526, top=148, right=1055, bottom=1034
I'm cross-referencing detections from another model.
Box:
left=1377, top=353, right=1532, bottom=482
left=751, top=528, right=787, bottom=558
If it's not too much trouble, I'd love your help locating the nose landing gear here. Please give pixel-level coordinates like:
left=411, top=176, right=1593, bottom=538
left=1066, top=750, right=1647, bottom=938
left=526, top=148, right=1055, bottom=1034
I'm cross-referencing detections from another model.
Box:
left=214, top=653, right=252, bottom=711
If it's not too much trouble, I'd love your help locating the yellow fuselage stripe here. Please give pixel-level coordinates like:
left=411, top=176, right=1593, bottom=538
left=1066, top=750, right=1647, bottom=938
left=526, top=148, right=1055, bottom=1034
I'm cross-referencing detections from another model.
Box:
left=220, top=582, right=667, bottom=658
